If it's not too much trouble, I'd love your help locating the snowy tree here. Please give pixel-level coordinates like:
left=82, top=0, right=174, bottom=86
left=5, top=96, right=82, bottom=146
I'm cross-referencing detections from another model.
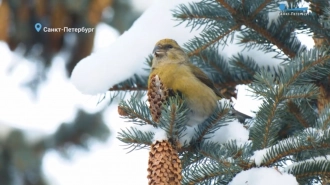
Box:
left=72, top=0, right=330, bottom=184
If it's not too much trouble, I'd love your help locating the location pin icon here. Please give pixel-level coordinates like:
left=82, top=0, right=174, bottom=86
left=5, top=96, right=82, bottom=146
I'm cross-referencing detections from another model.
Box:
left=35, top=23, right=42, bottom=32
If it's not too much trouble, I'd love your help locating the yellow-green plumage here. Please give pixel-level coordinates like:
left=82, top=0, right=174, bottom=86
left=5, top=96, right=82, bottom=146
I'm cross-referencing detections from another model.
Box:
left=148, top=39, right=221, bottom=126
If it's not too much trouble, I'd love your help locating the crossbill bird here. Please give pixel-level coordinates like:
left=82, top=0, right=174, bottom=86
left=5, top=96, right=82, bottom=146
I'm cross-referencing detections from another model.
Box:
left=148, top=39, right=223, bottom=126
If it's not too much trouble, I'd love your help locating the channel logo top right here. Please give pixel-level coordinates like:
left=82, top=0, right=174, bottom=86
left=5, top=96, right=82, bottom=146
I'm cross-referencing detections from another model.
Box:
left=279, top=3, right=311, bottom=16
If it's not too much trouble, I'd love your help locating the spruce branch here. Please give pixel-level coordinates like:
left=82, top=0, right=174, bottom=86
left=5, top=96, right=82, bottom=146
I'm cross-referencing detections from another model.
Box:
left=287, top=100, right=310, bottom=128
left=277, top=18, right=291, bottom=35
left=291, top=15, right=324, bottom=33
left=192, top=50, right=256, bottom=98
left=319, top=6, right=330, bottom=30
left=253, top=67, right=277, bottom=91
left=228, top=54, right=260, bottom=88
left=316, top=104, right=330, bottom=130
left=229, top=54, right=259, bottom=78
left=118, top=98, right=155, bottom=126
left=196, top=49, right=231, bottom=79
left=182, top=158, right=238, bottom=184
left=282, top=84, right=319, bottom=100
left=291, top=15, right=330, bottom=43
left=198, top=50, right=258, bottom=85
left=180, top=151, right=206, bottom=170
left=199, top=141, right=252, bottom=170
left=200, top=143, right=234, bottom=165
left=287, top=159, right=330, bottom=183
left=243, top=20, right=298, bottom=58
left=261, top=98, right=280, bottom=149
left=193, top=102, right=230, bottom=144
left=250, top=69, right=283, bottom=149
left=250, top=0, right=272, bottom=18
left=117, top=127, right=154, bottom=152
left=158, top=96, right=189, bottom=142
left=177, top=14, right=227, bottom=23
left=109, top=86, right=147, bottom=91
left=250, top=48, right=330, bottom=150
left=284, top=49, right=330, bottom=86
left=186, top=24, right=241, bottom=57
left=109, top=74, right=148, bottom=91
left=173, top=1, right=228, bottom=30
left=168, top=104, right=177, bottom=138
left=258, top=129, right=330, bottom=167
left=216, top=0, right=236, bottom=14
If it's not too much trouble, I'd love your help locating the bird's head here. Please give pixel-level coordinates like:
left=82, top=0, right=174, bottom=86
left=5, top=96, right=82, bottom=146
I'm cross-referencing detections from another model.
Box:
left=152, top=39, right=188, bottom=67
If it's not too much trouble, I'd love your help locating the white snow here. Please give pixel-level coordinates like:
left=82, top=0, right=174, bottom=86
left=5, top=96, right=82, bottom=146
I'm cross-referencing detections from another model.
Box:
left=228, top=167, right=298, bottom=185
left=0, top=43, right=103, bottom=134
left=296, top=33, right=314, bottom=50
left=205, top=119, right=249, bottom=145
left=267, top=6, right=281, bottom=28
left=93, top=23, right=120, bottom=51
left=232, top=85, right=262, bottom=118
left=152, top=128, right=168, bottom=143
left=71, top=0, right=201, bottom=95
left=253, top=149, right=269, bottom=167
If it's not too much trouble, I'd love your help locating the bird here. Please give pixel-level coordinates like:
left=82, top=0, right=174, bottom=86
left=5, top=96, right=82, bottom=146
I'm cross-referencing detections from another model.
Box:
left=148, top=38, right=225, bottom=126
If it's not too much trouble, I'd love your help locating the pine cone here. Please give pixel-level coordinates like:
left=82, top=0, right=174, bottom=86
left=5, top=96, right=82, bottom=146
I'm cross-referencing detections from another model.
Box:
left=147, top=75, right=168, bottom=122
left=117, top=106, right=128, bottom=116
left=147, top=140, right=182, bottom=185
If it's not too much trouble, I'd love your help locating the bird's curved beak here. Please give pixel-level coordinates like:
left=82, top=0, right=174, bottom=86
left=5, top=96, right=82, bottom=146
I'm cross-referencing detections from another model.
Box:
left=153, top=46, right=165, bottom=57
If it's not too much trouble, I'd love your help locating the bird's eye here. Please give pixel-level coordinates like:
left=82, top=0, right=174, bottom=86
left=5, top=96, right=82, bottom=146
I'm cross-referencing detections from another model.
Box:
left=165, top=44, right=173, bottom=49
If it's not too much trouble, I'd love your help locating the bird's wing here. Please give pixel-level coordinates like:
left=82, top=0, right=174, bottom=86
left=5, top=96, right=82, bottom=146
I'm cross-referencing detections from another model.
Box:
left=188, top=63, right=224, bottom=98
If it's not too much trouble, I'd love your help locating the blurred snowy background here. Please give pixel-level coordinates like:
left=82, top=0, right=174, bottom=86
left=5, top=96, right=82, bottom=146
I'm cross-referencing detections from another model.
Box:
left=0, top=0, right=315, bottom=184
left=0, top=0, right=154, bottom=184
